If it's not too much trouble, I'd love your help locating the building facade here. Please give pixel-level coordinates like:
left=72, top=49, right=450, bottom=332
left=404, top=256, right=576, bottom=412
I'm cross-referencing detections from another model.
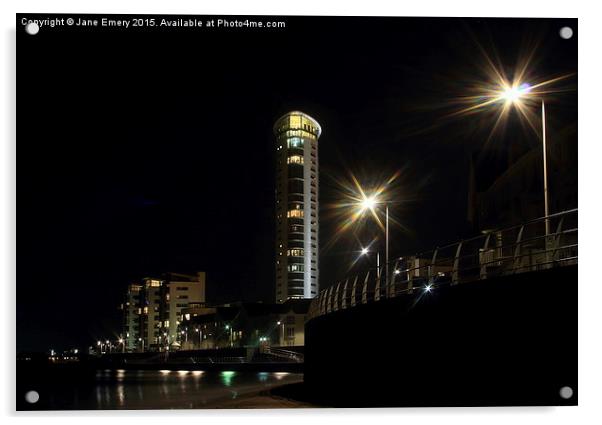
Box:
left=274, top=111, right=321, bottom=303
left=122, top=283, right=142, bottom=351
left=163, top=272, right=206, bottom=345
left=120, top=272, right=206, bottom=352
left=141, top=277, right=164, bottom=351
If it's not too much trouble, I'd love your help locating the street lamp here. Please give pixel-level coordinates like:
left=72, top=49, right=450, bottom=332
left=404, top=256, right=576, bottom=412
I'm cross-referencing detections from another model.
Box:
left=196, top=328, right=202, bottom=349
left=225, top=324, right=233, bottom=347
left=277, top=320, right=284, bottom=346
left=360, top=246, right=380, bottom=276
left=496, top=81, right=550, bottom=235
left=358, top=194, right=390, bottom=283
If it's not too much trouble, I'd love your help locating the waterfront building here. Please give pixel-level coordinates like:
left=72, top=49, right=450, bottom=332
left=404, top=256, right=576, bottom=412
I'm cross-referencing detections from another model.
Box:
left=163, top=272, right=206, bottom=346
left=121, top=283, right=142, bottom=351
left=120, top=272, right=206, bottom=352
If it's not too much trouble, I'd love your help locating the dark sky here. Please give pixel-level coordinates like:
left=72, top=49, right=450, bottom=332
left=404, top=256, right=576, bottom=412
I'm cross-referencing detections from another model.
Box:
left=18, top=15, right=577, bottom=352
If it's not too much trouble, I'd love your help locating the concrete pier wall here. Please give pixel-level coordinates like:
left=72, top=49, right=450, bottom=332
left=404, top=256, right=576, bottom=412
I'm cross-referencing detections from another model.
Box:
left=304, top=265, right=577, bottom=407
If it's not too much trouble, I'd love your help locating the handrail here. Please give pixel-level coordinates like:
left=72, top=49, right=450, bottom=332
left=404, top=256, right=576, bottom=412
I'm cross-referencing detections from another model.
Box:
left=308, top=209, right=577, bottom=321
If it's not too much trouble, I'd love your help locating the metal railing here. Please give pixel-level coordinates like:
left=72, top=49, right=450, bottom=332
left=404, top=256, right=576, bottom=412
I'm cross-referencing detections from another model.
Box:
left=263, top=347, right=304, bottom=363
left=308, top=208, right=577, bottom=321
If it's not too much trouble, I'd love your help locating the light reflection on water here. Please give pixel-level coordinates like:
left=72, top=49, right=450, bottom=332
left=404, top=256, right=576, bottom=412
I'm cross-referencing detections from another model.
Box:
left=80, top=370, right=301, bottom=409
left=220, top=371, right=236, bottom=387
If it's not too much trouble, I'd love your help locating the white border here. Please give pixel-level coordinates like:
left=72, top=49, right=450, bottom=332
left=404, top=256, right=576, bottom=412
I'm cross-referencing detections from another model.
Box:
left=2, top=1, right=601, bottom=424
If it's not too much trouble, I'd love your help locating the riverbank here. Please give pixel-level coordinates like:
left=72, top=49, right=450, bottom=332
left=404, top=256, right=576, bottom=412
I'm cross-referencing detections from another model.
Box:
left=17, top=368, right=309, bottom=410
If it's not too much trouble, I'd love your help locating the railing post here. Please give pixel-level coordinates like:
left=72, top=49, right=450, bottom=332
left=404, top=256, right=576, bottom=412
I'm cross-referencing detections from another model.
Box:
left=361, top=270, right=371, bottom=304
left=452, top=242, right=463, bottom=285
left=325, top=286, right=333, bottom=313
left=512, top=225, right=525, bottom=273
left=350, top=275, right=358, bottom=307
left=480, top=233, right=491, bottom=280
left=341, top=279, right=349, bottom=309
left=333, top=282, right=341, bottom=311
left=407, top=256, right=415, bottom=294
left=375, top=265, right=385, bottom=301
left=428, top=249, right=439, bottom=282
left=551, top=216, right=565, bottom=263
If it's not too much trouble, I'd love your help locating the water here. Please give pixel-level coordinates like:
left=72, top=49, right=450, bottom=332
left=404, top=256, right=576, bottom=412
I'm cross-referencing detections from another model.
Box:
left=20, top=369, right=303, bottom=410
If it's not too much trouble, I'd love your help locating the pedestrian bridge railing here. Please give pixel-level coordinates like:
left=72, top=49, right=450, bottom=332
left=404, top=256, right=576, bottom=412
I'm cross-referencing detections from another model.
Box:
left=308, top=208, right=577, bottom=321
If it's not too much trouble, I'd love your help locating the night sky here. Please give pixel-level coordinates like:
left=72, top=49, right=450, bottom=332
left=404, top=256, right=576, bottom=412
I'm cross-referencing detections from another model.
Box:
left=18, top=15, right=577, bottom=352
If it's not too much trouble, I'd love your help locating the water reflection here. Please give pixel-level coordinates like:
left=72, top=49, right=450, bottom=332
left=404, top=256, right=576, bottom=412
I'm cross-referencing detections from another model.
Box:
left=220, top=371, right=236, bottom=387
left=274, top=372, right=289, bottom=380
left=77, top=370, right=302, bottom=410
left=258, top=372, right=269, bottom=383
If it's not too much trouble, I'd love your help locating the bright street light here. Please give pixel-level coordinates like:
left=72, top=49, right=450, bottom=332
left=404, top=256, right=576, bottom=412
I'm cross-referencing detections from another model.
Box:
left=357, top=193, right=390, bottom=285
left=359, top=195, right=377, bottom=213
left=495, top=79, right=549, bottom=235
left=498, top=82, right=531, bottom=104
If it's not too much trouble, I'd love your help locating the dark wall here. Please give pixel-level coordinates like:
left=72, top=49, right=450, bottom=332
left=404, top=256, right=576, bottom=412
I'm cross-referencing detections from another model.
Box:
left=304, top=265, right=577, bottom=407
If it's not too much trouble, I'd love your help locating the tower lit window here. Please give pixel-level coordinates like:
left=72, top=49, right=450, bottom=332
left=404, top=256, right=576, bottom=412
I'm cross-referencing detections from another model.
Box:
left=287, top=209, right=304, bottom=218
left=287, top=155, right=304, bottom=165
left=287, top=137, right=304, bottom=148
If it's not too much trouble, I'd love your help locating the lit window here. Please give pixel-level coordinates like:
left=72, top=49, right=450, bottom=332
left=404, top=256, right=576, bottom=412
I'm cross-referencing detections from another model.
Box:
left=287, top=137, right=303, bottom=148
left=287, top=155, right=304, bottom=165
left=287, top=209, right=304, bottom=218
left=288, top=264, right=305, bottom=272
left=287, top=248, right=304, bottom=257
left=289, top=115, right=301, bottom=128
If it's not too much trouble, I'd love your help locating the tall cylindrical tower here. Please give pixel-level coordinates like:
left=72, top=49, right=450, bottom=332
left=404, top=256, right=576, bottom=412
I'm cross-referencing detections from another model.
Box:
left=273, top=111, right=321, bottom=303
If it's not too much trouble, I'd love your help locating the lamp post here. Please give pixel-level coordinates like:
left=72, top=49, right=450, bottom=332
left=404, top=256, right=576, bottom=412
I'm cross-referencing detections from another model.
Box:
left=196, top=328, right=202, bottom=349
left=541, top=100, right=550, bottom=236
left=498, top=84, right=550, bottom=235
left=225, top=324, right=233, bottom=347
left=358, top=196, right=390, bottom=283
left=277, top=320, right=285, bottom=346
